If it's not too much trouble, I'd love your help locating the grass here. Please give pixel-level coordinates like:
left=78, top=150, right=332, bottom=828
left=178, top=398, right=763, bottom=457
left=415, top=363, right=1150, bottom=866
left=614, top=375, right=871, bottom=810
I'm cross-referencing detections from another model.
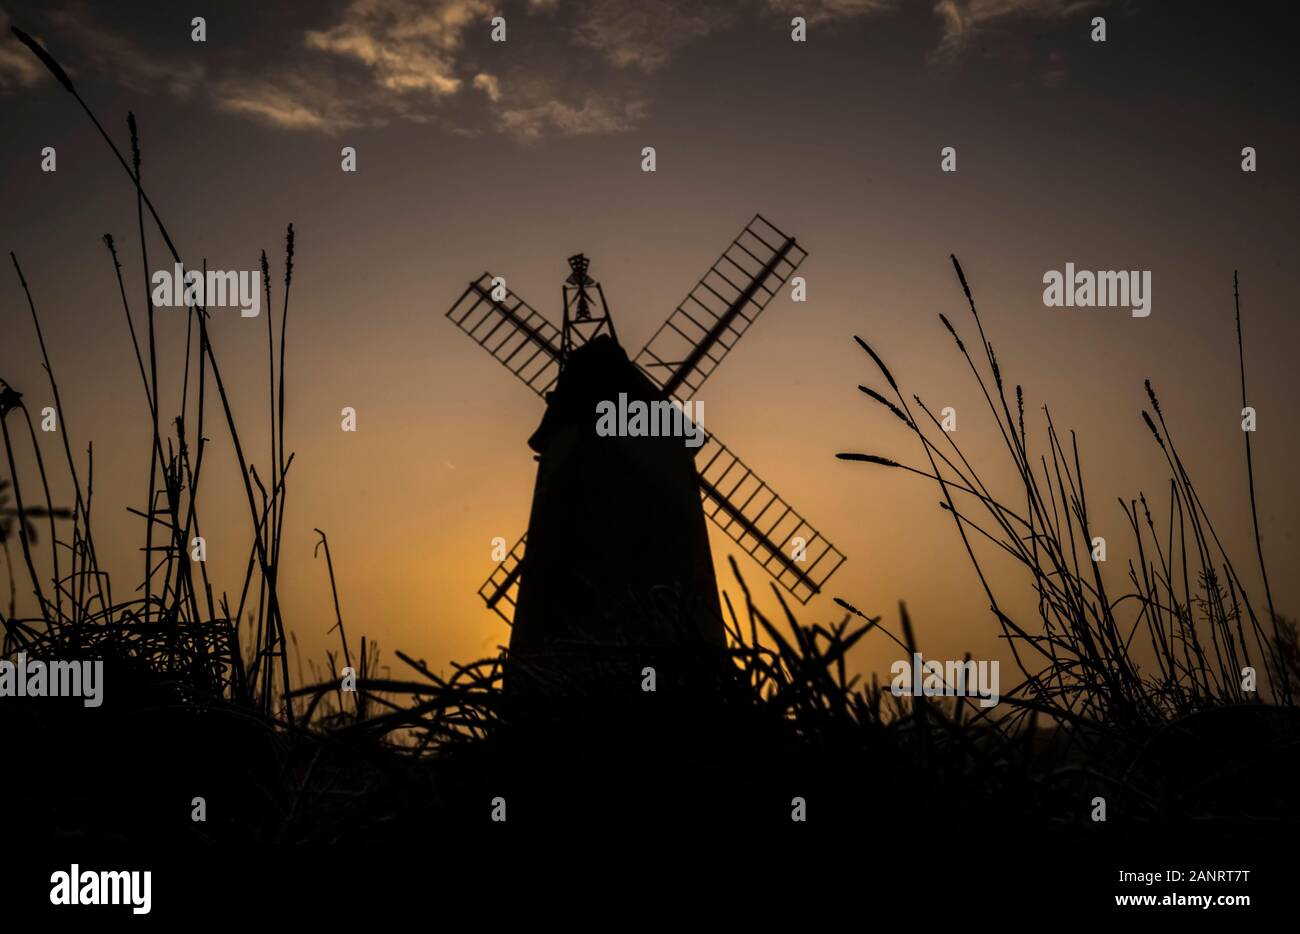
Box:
left=840, top=256, right=1296, bottom=726
left=2, top=23, right=1297, bottom=845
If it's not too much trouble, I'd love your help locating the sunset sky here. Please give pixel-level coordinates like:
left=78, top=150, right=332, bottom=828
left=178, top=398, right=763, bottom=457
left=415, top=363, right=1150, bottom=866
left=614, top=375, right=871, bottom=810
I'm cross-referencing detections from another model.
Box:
left=1, top=0, right=1296, bottom=686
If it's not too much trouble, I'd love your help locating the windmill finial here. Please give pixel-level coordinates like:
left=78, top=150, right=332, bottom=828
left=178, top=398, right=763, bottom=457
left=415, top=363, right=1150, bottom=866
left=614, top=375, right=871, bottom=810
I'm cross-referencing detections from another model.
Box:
left=566, top=254, right=594, bottom=320
left=566, top=253, right=591, bottom=285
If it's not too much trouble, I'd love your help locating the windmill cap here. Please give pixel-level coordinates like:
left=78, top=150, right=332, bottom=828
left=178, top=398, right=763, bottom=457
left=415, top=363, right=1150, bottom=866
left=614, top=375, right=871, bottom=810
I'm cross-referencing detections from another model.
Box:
left=527, top=335, right=665, bottom=453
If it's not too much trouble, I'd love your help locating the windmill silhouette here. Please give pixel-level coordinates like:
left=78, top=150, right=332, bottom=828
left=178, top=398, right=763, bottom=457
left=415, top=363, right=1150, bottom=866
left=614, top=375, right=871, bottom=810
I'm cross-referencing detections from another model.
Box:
left=445, top=215, right=846, bottom=659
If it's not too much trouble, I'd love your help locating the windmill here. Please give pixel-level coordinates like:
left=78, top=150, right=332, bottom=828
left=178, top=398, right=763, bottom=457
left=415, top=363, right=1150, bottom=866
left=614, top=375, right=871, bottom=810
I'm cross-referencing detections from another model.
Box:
left=444, top=215, right=847, bottom=660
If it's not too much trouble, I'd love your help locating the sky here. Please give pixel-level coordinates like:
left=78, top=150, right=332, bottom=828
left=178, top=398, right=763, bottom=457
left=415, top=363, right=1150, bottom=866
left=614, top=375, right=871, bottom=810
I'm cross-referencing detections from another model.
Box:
left=0, top=0, right=1297, bottom=687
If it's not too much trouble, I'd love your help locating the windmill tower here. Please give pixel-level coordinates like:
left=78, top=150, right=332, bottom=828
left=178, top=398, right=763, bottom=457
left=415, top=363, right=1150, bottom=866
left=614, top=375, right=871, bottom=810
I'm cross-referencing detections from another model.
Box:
left=444, top=215, right=847, bottom=664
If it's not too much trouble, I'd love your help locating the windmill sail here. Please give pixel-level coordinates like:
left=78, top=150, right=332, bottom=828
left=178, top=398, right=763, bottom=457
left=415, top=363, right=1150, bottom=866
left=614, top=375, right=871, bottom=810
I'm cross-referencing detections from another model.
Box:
left=445, top=273, right=563, bottom=397
left=631, top=216, right=843, bottom=605
left=634, top=214, right=808, bottom=401
left=693, top=428, right=846, bottom=605
left=479, top=533, right=527, bottom=625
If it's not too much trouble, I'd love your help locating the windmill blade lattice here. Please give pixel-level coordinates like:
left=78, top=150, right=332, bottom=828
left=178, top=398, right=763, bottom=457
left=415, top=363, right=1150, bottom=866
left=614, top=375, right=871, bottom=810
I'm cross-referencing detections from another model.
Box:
left=693, top=428, right=846, bottom=605
left=634, top=214, right=808, bottom=401
left=479, top=532, right=527, bottom=625
left=445, top=273, right=564, bottom=397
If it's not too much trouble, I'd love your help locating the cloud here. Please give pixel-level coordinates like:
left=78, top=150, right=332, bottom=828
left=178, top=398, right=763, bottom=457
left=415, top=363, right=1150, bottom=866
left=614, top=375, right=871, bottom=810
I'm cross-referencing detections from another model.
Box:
left=205, top=0, right=497, bottom=133
left=472, top=72, right=501, bottom=102
left=15, top=0, right=1021, bottom=138
left=0, top=9, right=47, bottom=91
left=212, top=0, right=645, bottom=137
left=931, top=0, right=1100, bottom=63
left=211, top=71, right=372, bottom=132
left=571, top=0, right=736, bottom=72
left=47, top=3, right=203, bottom=97
left=296, top=0, right=658, bottom=136
left=4, top=0, right=898, bottom=138
left=304, top=0, right=491, bottom=98
left=764, top=0, right=895, bottom=25
left=494, top=94, right=648, bottom=139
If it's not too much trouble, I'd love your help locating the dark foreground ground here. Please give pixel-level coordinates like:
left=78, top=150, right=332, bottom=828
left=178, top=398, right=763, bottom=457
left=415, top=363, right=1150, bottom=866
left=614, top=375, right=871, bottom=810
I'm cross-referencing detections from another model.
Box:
left=4, top=652, right=1296, bottom=921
